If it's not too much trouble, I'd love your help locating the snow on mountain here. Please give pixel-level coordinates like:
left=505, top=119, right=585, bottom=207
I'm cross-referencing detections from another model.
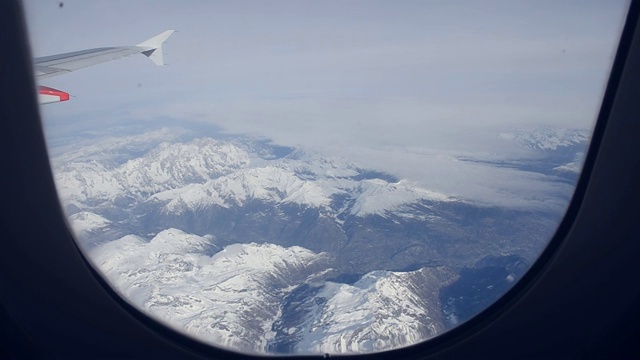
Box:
left=47, top=127, right=565, bottom=354
left=54, top=129, right=456, bottom=219
left=284, top=150, right=363, bottom=179
left=90, top=228, right=333, bottom=354
left=274, top=267, right=457, bottom=354
left=276, top=152, right=454, bottom=217
left=155, top=166, right=334, bottom=214
left=349, top=179, right=449, bottom=217
left=89, top=227, right=457, bottom=354
left=54, top=137, right=250, bottom=204
left=69, top=211, right=111, bottom=236
left=55, top=161, right=126, bottom=204
left=206, top=166, right=332, bottom=207
left=50, top=127, right=192, bottom=166
left=500, top=128, right=589, bottom=151
left=118, top=138, right=250, bottom=195
left=148, top=151, right=454, bottom=219
left=554, top=152, right=585, bottom=174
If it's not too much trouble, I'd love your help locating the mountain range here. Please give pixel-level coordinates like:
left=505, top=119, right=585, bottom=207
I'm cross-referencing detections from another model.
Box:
left=50, top=126, right=588, bottom=354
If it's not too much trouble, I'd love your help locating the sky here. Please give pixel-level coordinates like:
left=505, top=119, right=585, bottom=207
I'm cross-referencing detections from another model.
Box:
left=24, top=0, right=629, bottom=209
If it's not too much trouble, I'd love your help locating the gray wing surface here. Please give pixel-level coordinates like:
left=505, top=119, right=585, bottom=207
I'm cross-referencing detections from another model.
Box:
left=34, top=30, right=174, bottom=79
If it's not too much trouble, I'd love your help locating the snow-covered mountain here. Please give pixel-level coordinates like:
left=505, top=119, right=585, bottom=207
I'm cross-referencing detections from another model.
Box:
left=55, top=137, right=249, bottom=204
left=89, top=228, right=455, bottom=354
left=91, top=229, right=326, bottom=353
left=553, top=152, right=585, bottom=174
left=500, top=128, right=590, bottom=151
left=48, top=126, right=582, bottom=354
left=150, top=164, right=451, bottom=219
left=54, top=132, right=455, bottom=217
left=271, top=267, right=457, bottom=353
left=154, top=165, right=333, bottom=212
left=491, top=127, right=591, bottom=180
left=50, top=127, right=192, bottom=165
left=69, top=211, right=111, bottom=238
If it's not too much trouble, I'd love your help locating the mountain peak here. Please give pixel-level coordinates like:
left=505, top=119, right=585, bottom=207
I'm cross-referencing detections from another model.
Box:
left=500, top=127, right=589, bottom=150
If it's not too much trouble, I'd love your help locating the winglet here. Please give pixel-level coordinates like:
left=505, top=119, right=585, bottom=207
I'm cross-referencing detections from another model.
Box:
left=137, top=30, right=175, bottom=66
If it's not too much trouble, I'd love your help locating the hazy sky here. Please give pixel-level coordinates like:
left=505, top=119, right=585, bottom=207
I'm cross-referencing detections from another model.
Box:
left=24, top=0, right=629, bottom=209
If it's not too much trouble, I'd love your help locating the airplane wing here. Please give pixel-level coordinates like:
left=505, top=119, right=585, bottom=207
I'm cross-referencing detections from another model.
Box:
left=34, top=30, right=174, bottom=104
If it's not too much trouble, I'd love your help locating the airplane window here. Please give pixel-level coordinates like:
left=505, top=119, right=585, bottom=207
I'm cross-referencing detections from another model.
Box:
left=23, top=0, right=629, bottom=355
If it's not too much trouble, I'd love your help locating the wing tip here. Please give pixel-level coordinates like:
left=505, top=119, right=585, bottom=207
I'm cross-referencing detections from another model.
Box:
left=138, top=30, right=175, bottom=66
left=137, top=30, right=175, bottom=49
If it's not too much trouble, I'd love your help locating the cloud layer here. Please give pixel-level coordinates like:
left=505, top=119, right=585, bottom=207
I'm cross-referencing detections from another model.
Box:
left=25, top=0, right=628, bottom=209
